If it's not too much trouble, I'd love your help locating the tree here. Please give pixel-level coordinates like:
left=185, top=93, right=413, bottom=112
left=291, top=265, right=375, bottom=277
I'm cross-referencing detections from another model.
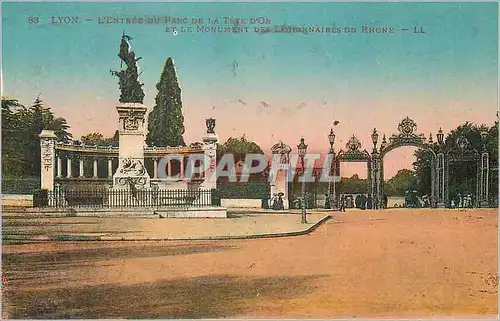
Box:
left=338, top=174, right=367, bottom=194
left=2, top=98, right=28, bottom=176
left=413, top=121, right=497, bottom=202
left=81, top=131, right=119, bottom=147
left=146, top=57, right=185, bottom=147
left=217, top=135, right=264, bottom=163
left=1, top=96, right=72, bottom=177
left=215, top=135, right=267, bottom=195
left=385, top=169, right=417, bottom=196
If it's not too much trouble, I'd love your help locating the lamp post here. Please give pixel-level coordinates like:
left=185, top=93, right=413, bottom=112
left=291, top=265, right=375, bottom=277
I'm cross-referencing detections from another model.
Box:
left=436, top=127, right=445, bottom=208
left=328, top=128, right=336, bottom=210
left=298, top=138, right=308, bottom=224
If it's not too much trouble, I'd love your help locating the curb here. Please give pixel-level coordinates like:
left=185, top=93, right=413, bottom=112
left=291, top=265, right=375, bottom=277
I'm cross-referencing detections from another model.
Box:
left=3, top=215, right=332, bottom=242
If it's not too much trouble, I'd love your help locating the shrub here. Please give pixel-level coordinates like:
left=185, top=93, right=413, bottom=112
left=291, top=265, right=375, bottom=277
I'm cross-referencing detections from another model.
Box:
left=33, top=189, right=48, bottom=207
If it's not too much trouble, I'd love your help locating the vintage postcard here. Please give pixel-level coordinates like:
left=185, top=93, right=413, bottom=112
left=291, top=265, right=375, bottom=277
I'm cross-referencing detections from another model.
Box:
left=1, top=1, right=498, bottom=319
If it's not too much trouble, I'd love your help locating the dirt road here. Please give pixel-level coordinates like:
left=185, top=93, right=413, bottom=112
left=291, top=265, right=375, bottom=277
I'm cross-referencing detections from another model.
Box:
left=2, top=209, right=497, bottom=318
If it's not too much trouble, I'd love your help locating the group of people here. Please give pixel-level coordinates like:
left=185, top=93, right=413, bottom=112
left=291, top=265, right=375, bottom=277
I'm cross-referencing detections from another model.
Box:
left=267, top=193, right=285, bottom=210
left=450, top=193, right=474, bottom=208
left=336, top=194, right=388, bottom=212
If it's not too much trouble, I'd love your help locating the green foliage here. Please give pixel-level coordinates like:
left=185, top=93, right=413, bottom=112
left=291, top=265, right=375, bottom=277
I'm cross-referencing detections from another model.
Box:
left=1, top=96, right=72, bottom=177
left=33, top=189, right=48, bottom=207
left=146, top=57, right=185, bottom=147
left=213, top=181, right=270, bottom=199
left=413, top=121, right=498, bottom=200
left=217, top=135, right=264, bottom=163
left=385, top=169, right=418, bottom=196
left=338, top=174, right=367, bottom=194
left=81, top=130, right=119, bottom=146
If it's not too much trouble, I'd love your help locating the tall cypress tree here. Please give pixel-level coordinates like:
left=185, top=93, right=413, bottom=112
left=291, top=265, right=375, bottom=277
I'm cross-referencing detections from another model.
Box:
left=146, top=57, right=185, bottom=147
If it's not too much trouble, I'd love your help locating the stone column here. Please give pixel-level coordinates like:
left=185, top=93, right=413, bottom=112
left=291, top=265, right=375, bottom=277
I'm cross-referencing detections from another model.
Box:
left=66, top=156, right=73, bottom=178
left=57, top=155, right=62, bottom=178
left=93, top=158, right=98, bottom=178
left=39, top=130, right=58, bottom=190
left=167, top=159, right=172, bottom=177
left=180, top=157, right=185, bottom=180
left=153, top=157, right=158, bottom=179
left=108, top=158, right=113, bottom=178
left=79, top=157, right=85, bottom=178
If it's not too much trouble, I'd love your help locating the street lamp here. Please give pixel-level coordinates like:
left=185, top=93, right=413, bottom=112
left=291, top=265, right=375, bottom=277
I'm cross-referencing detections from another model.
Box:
left=297, top=138, right=308, bottom=224
left=328, top=128, right=336, bottom=210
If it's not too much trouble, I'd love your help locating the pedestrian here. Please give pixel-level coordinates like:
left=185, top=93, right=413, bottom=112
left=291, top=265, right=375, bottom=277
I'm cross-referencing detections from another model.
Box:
left=383, top=194, right=388, bottom=209
left=324, top=193, right=331, bottom=209
left=277, top=193, right=284, bottom=210
left=339, top=195, right=345, bottom=212
left=367, top=194, right=373, bottom=209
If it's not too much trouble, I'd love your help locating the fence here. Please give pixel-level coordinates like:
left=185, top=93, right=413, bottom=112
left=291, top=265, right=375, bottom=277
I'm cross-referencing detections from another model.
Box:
left=46, top=188, right=214, bottom=208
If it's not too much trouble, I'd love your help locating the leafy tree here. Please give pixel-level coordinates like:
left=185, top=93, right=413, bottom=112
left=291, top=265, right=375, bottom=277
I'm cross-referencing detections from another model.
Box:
left=216, top=135, right=266, bottom=194
left=2, top=98, right=28, bottom=176
left=338, top=174, right=367, bottom=194
left=146, top=57, right=185, bottom=147
left=385, top=169, right=417, bottom=196
left=81, top=130, right=119, bottom=147
left=413, top=121, right=498, bottom=203
left=217, top=135, right=264, bottom=163
left=1, top=96, right=72, bottom=177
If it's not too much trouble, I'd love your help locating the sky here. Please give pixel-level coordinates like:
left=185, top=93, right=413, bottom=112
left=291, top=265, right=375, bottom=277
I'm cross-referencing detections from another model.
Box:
left=2, top=2, right=498, bottom=178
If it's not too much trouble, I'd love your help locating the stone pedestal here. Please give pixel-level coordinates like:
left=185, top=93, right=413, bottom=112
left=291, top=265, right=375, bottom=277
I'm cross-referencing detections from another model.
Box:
left=270, top=163, right=290, bottom=209
left=200, top=132, right=218, bottom=191
left=39, top=130, right=57, bottom=190
left=269, top=141, right=292, bottom=210
left=112, top=103, right=150, bottom=190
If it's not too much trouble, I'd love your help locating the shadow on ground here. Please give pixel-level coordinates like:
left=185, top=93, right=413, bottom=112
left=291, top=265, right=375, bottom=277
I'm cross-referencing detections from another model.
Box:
left=4, top=274, right=325, bottom=318
left=3, top=244, right=236, bottom=285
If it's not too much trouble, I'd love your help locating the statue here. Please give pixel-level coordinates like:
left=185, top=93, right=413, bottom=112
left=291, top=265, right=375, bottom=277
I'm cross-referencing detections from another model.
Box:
left=110, top=33, right=145, bottom=104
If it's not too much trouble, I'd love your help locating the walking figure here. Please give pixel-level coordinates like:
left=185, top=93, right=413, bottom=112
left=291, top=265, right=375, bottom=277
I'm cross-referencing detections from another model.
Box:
left=339, top=195, right=346, bottom=212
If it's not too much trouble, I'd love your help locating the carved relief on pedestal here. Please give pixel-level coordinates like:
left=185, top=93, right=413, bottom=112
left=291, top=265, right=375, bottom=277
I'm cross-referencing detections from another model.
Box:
left=121, top=109, right=144, bottom=131
left=119, top=157, right=146, bottom=176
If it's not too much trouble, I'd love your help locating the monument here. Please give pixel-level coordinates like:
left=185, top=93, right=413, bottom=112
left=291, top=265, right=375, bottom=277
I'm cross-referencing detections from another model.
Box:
left=110, top=33, right=150, bottom=190
left=269, top=141, right=292, bottom=209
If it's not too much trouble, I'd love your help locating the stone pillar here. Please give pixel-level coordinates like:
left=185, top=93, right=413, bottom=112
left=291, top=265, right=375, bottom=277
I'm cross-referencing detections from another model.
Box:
left=153, top=157, right=158, bottom=179
left=93, top=158, right=98, bottom=178
left=66, top=156, right=73, bottom=178
left=108, top=158, right=113, bottom=178
left=79, top=157, right=85, bottom=178
left=39, top=130, right=58, bottom=190
left=269, top=142, right=292, bottom=210
left=167, top=159, right=172, bottom=177
left=57, top=155, right=62, bottom=178
left=201, top=118, right=218, bottom=190
left=180, top=157, right=184, bottom=180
